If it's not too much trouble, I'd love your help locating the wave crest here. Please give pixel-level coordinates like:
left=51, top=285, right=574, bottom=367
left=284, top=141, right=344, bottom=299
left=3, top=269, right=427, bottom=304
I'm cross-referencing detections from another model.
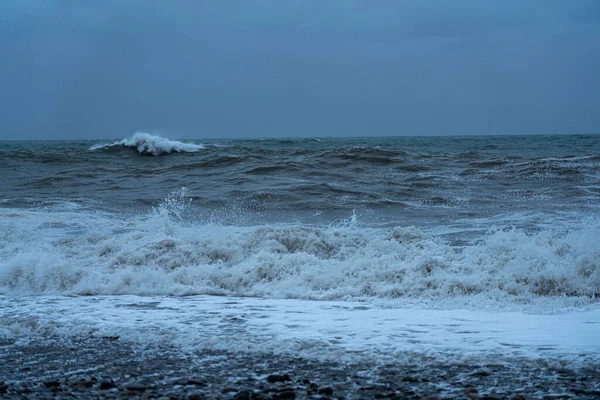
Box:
left=90, top=132, right=204, bottom=155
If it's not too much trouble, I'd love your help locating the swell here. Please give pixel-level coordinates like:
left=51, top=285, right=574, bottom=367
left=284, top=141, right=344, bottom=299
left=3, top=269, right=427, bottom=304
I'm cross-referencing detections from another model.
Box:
left=157, top=156, right=251, bottom=172
left=3, top=135, right=599, bottom=175
left=2, top=136, right=599, bottom=218
left=0, top=149, right=90, bottom=165
left=4, top=147, right=597, bottom=177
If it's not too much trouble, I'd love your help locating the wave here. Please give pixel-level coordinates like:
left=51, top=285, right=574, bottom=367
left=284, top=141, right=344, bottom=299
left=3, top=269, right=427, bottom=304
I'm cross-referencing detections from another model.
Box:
left=90, top=132, right=204, bottom=156
left=257, top=138, right=322, bottom=144
left=1, top=195, right=599, bottom=312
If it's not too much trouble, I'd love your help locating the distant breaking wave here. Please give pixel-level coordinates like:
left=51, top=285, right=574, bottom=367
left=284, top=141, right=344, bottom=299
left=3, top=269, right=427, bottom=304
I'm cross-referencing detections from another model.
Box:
left=89, top=132, right=204, bottom=156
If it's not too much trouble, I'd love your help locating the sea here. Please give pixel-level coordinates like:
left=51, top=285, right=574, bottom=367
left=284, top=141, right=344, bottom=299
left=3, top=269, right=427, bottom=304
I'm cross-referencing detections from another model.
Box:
left=1, top=132, right=600, bottom=366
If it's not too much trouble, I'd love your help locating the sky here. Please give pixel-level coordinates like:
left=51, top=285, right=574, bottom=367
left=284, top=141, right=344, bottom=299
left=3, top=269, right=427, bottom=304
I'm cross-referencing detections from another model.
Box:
left=1, top=0, right=599, bottom=140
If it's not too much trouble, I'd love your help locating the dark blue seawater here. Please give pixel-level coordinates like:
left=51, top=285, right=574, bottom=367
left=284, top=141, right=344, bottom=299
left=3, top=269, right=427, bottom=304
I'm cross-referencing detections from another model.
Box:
left=2, top=133, right=599, bottom=229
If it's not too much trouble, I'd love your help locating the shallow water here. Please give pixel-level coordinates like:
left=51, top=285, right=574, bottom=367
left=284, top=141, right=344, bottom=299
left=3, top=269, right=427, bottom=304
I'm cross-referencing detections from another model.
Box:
left=3, top=295, right=599, bottom=364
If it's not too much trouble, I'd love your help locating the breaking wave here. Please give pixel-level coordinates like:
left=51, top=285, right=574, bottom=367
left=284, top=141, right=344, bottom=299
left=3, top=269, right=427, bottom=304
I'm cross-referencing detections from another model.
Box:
left=89, top=132, right=204, bottom=155
left=1, top=192, right=599, bottom=312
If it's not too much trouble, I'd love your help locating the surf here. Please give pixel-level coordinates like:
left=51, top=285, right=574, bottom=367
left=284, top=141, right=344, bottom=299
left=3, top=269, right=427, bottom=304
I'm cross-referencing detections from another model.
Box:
left=1, top=192, right=598, bottom=313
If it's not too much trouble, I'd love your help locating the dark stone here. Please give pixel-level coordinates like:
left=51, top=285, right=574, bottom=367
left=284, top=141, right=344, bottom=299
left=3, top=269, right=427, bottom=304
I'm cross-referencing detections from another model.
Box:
left=234, top=390, right=253, bottom=400
left=222, top=387, right=238, bottom=394
left=267, top=374, right=291, bottom=383
left=187, top=378, right=206, bottom=386
left=466, top=386, right=478, bottom=399
left=20, top=367, right=31, bottom=372
left=359, top=386, right=376, bottom=391
left=76, top=380, right=94, bottom=388
left=318, top=387, right=334, bottom=396
left=189, top=394, right=204, bottom=400
left=272, top=389, right=296, bottom=399
left=99, top=381, right=117, bottom=390
left=43, top=380, right=61, bottom=388
left=0, top=385, right=7, bottom=394
left=402, top=376, right=419, bottom=383
left=124, top=383, right=146, bottom=392
left=309, top=383, right=319, bottom=390
left=471, top=370, right=491, bottom=377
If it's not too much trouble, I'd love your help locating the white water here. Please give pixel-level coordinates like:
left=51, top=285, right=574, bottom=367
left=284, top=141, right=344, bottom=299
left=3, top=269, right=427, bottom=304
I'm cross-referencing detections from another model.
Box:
left=2, top=295, right=599, bottom=364
left=2, top=192, right=600, bottom=365
left=89, top=132, right=204, bottom=155
left=0, top=201, right=599, bottom=312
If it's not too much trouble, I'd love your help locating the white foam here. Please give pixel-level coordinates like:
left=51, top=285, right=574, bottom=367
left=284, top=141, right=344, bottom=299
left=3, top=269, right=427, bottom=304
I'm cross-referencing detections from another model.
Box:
left=0, top=200, right=599, bottom=312
left=90, top=132, right=204, bottom=155
left=1, top=295, right=598, bottom=364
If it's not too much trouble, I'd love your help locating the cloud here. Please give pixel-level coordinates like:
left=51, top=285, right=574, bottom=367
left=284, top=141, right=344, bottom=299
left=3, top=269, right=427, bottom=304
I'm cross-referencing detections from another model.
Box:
left=0, top=1, right=598, bottom=139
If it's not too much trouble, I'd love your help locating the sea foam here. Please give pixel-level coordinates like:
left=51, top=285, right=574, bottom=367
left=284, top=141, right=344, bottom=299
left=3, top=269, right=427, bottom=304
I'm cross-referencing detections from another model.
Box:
left=1, top=195, right=598, bottom=312
left=89, top=132, right=204, bottom=155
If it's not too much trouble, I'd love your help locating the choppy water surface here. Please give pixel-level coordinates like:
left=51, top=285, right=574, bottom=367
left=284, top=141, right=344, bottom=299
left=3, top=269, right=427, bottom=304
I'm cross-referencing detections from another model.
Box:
left=2, top=133, right=600, bottom=228
left=1, top=133, right=599, bottom=311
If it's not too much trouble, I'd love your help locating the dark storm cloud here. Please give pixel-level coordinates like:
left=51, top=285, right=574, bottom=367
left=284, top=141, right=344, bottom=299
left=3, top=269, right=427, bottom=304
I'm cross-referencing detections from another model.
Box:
left=0, top=1, right=599, bottom=139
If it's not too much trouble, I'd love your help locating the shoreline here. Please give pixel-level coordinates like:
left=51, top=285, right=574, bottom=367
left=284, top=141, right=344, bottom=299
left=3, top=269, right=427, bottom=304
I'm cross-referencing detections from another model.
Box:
left=1, top=337, right=599, bottom=399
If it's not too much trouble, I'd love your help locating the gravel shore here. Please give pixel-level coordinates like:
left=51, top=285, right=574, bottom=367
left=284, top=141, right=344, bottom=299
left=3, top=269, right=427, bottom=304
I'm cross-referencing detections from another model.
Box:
left=1, top=337, right=599, bottom=399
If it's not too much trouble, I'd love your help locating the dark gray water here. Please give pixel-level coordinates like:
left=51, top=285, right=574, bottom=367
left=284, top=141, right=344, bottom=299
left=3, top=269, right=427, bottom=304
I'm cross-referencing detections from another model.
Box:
left=2, top=133, right=599, bottom=230
left=1, top=133, right=600, bottom=303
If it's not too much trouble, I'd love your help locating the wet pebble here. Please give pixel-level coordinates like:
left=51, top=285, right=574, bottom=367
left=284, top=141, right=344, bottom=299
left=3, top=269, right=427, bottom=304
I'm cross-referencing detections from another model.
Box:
left=272, top=389, right=296, bottom=399
left=318, top=387, right=334, bottom=396
left=125, top=382, right=146, bottom=392
left=267, top=374, right=291, bottom=383
left=187, top=378, right=206, bottom=386
left=100, top=380, right=117, bottom=390
left=234, top=390, right=253, bottom=400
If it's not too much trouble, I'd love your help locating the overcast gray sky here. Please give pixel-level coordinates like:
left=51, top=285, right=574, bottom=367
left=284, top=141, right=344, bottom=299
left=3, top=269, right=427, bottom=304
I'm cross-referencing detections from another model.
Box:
left=1, top=0, right=599, bottom=140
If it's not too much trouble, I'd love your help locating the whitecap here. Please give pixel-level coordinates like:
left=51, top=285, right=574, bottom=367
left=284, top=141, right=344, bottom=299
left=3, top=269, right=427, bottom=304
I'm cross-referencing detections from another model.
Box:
left=90, top=132, right=204, bottom=155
